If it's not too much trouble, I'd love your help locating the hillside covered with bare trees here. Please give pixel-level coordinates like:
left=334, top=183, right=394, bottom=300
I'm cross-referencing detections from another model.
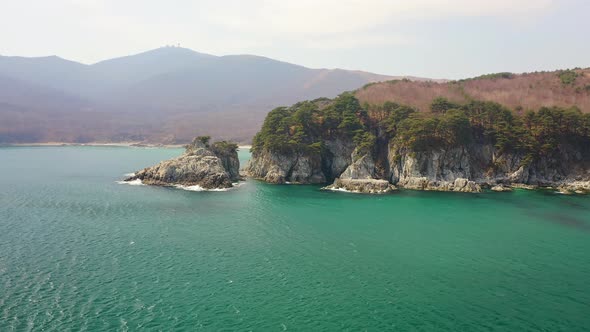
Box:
left=356, top=69, right=590, bottom=115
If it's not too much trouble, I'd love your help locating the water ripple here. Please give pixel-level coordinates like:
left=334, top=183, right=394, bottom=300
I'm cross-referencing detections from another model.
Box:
left=0, top=147, right=589, bottom=330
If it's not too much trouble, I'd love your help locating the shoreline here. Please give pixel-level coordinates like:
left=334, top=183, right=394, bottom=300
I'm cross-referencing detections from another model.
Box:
left=1, top=142, right=184, bottom=148
left=1, top=142, right=253, bottom=149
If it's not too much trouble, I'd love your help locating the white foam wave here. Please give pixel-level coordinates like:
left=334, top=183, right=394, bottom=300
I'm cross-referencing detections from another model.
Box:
left=117, top=179, right=144, bottom=186
left=175, top=181, right=245, bottom=192
left=174, top=184, right=230, bottom=192
left=325, top=187, right=360, bottom=193
left=117, top=179, right=245, bottom=191
left=330, top=187, right=351, bottom=192
left=123, top=172, right=135, bottom=177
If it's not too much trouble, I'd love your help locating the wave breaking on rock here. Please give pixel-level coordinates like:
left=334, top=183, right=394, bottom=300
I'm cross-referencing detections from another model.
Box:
left=123, top=136, right=241, bottom=191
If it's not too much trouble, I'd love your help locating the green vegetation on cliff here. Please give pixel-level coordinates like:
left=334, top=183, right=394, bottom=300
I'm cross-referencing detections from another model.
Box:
left=463, top=72, right=515, bottom=81
left=253, top=93, right=590, bottom=165
left=373, top=97, right=590, bottom=161
left=188, top=136, right=238, bottom=157
left=211, top=140, right=239, bottom=155
left=251, top=92, right=370, bottom=154
left=557, top=70, right=579, bottom=85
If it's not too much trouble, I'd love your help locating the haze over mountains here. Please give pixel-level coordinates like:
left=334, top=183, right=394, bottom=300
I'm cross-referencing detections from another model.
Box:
left=2, top=46, right=587, bottom=145
left=0, top=47, right=404, bottom=144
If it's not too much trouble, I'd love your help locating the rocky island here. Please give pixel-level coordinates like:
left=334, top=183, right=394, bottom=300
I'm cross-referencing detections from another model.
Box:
left=245, top=92, right=590, bottom=194
left=125, top=136, right=240, bottom=190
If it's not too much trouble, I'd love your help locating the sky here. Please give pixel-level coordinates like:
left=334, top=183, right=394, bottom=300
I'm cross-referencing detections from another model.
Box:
left=0, top=0, right=588, bottom=79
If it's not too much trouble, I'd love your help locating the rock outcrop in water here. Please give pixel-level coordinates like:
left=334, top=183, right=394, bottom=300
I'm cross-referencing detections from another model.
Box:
left=125, top=137, right=240, bottom=190
left=245, top=94, right=590, bottom=194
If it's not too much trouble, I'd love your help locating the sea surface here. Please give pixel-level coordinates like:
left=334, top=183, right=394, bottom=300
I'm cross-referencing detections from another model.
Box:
left=1, top=146, right=590, bottom=331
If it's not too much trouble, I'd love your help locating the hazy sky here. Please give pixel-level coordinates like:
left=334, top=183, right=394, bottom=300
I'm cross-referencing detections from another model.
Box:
left=1, top=0, right=588, bottom=79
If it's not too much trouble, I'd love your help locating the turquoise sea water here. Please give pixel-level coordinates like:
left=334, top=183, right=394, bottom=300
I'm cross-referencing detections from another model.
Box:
left=1, top=146, right=590, bottom=331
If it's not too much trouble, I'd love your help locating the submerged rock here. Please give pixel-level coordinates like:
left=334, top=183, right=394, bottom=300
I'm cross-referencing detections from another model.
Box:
left=511, top=183, right=538, bottom=190
left=395, top=176, right=481, bottom=193
left=125, top=137, right=240, bottom=190
left=556, top=181, right=590, bottom=195
left=491, top=184, right=513, bottom=192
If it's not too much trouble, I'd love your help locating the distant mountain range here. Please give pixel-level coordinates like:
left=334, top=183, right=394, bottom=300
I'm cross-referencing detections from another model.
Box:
left=0, top=47, right=426, bottom=144
left=2, top=48, right=588, bottom=144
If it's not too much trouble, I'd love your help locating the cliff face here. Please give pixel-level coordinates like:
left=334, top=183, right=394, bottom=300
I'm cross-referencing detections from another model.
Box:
left=247, top=140, right=590, bottom=194
left=245, top=138, right=355, bottom=184
left=126, top=138, right=240, bottom=189
left=389, top=143, right=590, bottom=193
left=245, top=151, right=323, bottom=184
left=324, top=147, right=396, bottom=193
left=388, top=144, right=497, bottom=192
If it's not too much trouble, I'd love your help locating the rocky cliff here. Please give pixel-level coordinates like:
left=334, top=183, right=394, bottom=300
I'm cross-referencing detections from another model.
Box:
left=125, top=137, right=240, bottom=190
left=248, top=141, right=590, bottom=194
left=245, top=94, right=590, bottom=194
left=245, top=138, right=355, bottom=184
left=389, top=143, right=590, bottom=193
left=323, top=146, right=396, bottom=193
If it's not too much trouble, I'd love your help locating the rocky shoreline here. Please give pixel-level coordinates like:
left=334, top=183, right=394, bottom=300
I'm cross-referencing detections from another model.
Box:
left=245, top=146, right=590, bottom=194
left=245, top=142, right=590, bottom=195
left=116, top=136, right=589, bottom=195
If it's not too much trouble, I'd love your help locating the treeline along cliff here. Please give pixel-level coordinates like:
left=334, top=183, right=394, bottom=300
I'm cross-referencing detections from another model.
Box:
left=245, top=90, right=590, bottom=193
